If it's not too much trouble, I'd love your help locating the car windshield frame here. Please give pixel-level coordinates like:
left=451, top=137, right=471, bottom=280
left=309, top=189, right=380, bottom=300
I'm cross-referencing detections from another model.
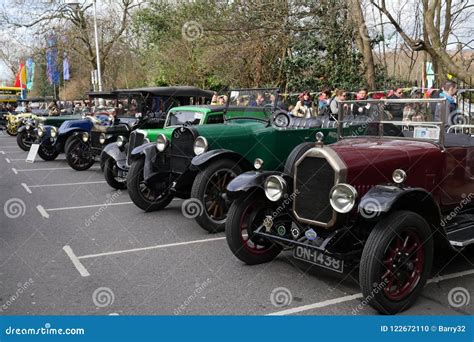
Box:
left=336, top=98, right=449, bottom=146
left=224, top=88, right=280, bottom=122
left=165, top=110, right=204, bottom=127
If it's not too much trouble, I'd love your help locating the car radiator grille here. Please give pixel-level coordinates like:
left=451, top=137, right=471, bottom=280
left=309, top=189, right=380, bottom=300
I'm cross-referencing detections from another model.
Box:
left=90, top=131, right=102, bottom=149
left=127, top=131, right=145, bottom=165
left=294, top=157, right=335, bottom=225
left=169, top=128, right=195, bottom=174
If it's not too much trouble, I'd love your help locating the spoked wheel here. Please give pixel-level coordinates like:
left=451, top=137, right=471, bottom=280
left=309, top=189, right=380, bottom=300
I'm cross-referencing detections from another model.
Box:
left=127, top=156, right=173, bottom=212
left=226, top=192, right=282, bottom=265
left=66, top=137, right=95, bottom=171
left=6, top=124, right=18, bottom=136
left=191, top=159, right=242, bottom=233
left=359, top=211, right=433, bottom=314
left=38, top=140, right=59, bottom=161
left=16, top=130, right=35, bottom=151
left=104, top=157, right=127, bottom=190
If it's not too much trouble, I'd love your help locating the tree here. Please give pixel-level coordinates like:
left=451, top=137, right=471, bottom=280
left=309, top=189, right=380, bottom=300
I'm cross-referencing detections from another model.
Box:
left=370, top=0, right=474, bottom=85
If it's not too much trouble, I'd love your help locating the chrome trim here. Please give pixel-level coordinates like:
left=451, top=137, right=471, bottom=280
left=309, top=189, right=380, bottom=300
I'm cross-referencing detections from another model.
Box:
left=292, top=146, right=348, bottom=228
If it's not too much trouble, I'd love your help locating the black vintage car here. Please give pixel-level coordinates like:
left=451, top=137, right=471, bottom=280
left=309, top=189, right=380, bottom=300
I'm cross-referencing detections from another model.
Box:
left=66, top=86, right=213, bottom=171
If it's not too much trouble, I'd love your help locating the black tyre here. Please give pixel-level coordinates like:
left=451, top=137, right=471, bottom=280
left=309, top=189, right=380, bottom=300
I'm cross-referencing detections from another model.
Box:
left=16, top=130, right=34, bottom=151
left=359, top=211, right=433, bottom=315
left=284, top=142, right=314, bottom=176
left=66, top=137, right=95, bottom=171
left=64, top=134, right=78, bottom=155
left=190, top=159, right=242, bottom=233
left=127, top=156, right=173, bottom=211
left=38, top=140, right=59, bottom=161
left=104, top=157, right=127, bottom=190
left=226, top=192, right=282, bottom=265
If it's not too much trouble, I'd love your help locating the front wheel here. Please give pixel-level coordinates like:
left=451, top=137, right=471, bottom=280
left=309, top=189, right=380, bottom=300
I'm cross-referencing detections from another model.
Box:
left=17, top=130, right=34, bottom=151
left=104, top=157, right=127, bottom=190
left=359, top=211, right=433, bottom=315
left=38, top=140, right=59, bottom=161
left=127, top=156, right=173, bottom=212
left=191, top=159, right=242, bottom=233
left=66, top=137, right=95, bottom=171
left=226, top=192, right=282, bottom=265
left=6, top=124, right=17, bottom=136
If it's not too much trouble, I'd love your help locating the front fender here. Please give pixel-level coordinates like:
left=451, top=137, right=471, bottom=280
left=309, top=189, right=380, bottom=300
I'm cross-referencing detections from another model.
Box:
left=226, top=171, right=291, bottom=200
left=17, top=125, right=28, bottom=133
left=191, top=149, right=253, bottom=171
left=130, top=143, right=157, bottom=181
left=358, top=185, right=441, bottom=227
left=102, top=142, right=126, bottom=161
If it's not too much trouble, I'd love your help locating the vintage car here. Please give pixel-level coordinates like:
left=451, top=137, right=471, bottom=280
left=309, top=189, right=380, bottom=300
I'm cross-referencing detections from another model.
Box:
left=3, top=97, right=51, bottom=136
left=102, top=104, right=226, bottom=190
left=126, top=88, right=359, bottom=233
left=66, top=86, right=213, bottom=171
left=225, top=97, right=474, bottom=314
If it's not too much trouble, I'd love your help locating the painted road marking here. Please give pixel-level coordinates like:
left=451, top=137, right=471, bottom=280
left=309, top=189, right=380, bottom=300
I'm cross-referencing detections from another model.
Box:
left=13, top=167, right=76, bottom=172
left=46, top=202, right=133, bottom=212
left=21, top=183, right=32, bottom=194
left=5, top=158, right=10, bottom=163
left=12, top=168, right=18, bottom=174
left=28, top=181, right=107, bottom=188
left=63, top=245, right=90, bottom=277
left=36, top=205, right=50, bottom=218
left=78, top=237, right=227, bottom=260
left=268, top=268, right=474, bottom=315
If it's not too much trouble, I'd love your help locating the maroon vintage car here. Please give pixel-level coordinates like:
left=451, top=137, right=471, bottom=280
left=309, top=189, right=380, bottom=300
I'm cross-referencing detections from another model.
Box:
left=224, top=98, right=474, bottom=314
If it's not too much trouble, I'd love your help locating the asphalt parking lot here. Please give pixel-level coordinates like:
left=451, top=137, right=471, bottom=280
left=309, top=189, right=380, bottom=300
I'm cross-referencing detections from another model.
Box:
left=1, top=133, right=473, bottom=316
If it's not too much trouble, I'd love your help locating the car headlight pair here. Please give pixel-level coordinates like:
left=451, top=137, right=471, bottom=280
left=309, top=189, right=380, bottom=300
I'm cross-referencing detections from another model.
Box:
left=156, top=134, right=169, bottom=152
left=117, top=135, right=127, bottom=147
left=50, top=127, right=58, bottom=138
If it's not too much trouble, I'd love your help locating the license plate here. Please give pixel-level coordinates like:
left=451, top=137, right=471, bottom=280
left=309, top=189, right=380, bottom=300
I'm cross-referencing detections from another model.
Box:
left=293, top=245, right=344, bottom=273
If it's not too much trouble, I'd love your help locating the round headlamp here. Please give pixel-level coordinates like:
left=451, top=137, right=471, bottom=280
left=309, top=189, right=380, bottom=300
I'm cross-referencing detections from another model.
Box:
left=254, top=158, right=264, bottom=170
left=82, top=132, right=89, bottom=143
left=38, top=125, right=45, bottom=137
left=264, top=175, right=287, bottom=202
left=329, top=183, right=358, bottom=213
left=117, top=135, right=126, bottom=147
left=26, top=123, right=31, bottom=130
left=156, top=134, right=168, bottom=152
left=392, top=169, right=407, bottom=184
left=99, top=133, right=106, bottom=144
left=193, top=136, right=208, bottom=155
left=50, top=127, right=58, bottom=138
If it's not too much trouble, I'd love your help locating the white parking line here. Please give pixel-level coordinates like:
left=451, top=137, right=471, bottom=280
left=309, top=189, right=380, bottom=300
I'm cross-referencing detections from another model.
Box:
left=78, top=237, right=227, bottom=259
left=268, top=268, right=474, bottom=315
left=0, top=151, right=4, bottom=154
left=13, top=167, right=74, bottom=172
left=21, top=183, right=32, bottom=194
left=2, top=151, right=26, bottom=154
left=12, top=168, right=18, bottom=174
left=5, top=158, right=10, bottom=163
left=46, top=202, right=133, bottom=212
left=63, top=245, right=90, bottom=277
left=28, top=181, right=107, bottom=188
left=36, top=205, right=50, bottom=218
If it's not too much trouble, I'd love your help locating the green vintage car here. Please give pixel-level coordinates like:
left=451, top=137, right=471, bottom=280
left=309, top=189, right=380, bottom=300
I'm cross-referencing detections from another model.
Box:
left=126, top=88, right=345, bottom=232
left=101, top=104, right=227, bottom=190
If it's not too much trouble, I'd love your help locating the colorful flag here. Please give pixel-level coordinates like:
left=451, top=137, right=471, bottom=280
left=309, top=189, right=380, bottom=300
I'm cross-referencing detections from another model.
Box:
left=13, top=63, right=27, bottom=89
left=26, top=58, right=35, bottom=91
left=46, top=35, right=60, bottom=85
left=63, top=53, right=70, bottom=81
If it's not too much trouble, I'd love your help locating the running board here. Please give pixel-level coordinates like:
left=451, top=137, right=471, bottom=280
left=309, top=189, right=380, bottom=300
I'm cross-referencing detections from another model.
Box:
left=447, top=223, right=474, bottom=247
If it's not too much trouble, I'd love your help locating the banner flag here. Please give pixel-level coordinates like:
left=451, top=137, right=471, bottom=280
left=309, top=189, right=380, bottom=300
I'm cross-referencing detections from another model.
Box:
left=63, top=53, right=70, bottom=81
left=26, top=58, right=35, bottom=90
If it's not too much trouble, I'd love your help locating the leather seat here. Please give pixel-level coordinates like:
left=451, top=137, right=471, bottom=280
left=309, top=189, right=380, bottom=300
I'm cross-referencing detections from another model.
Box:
left=287, top=116, right=322, bottom=129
